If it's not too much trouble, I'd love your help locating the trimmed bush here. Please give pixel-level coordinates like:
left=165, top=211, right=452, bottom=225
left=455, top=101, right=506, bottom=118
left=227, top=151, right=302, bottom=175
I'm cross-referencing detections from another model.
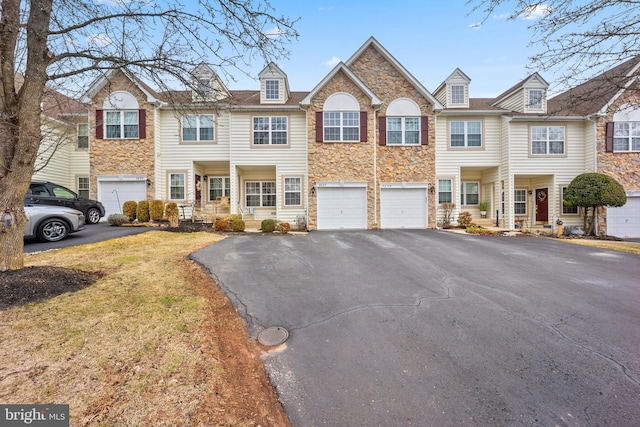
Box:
left=260, top=218, right=276, bottom=233
left=457, top=211, right=473, bottom=228
left=107, top=213, right=129, bottom=226
left=276, top=222, right=291, bottom=234
left=122, top=201, right=137, bottom=221
left=214, top=218, right=229, bottom=232
left=225, top=214, right=242, bottom=222
left=149, top=200, right=164, bottom=221
left=165, top=202, right=179, bottom=227
left=231, top=219, right=245, bottom=232
left=137, top=200, right=150, bottom=223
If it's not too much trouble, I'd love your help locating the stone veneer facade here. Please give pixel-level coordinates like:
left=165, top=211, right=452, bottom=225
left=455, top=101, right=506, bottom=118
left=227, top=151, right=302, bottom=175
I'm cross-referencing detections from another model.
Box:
left=88, top=70, right=156, bottom=201
left=596, top=88, right=640, bottom=234
left=307, top=45, right=436, bottom=230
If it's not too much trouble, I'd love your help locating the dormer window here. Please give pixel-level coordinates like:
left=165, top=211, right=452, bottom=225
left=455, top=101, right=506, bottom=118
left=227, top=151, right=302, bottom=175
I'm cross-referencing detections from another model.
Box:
left=528, top=89, right=543, bottom=110
left=198, top=78, right=211, bottom=98
left=451, top=85, right=465, bottom=105
left=265, top=80, right=279, bottom=100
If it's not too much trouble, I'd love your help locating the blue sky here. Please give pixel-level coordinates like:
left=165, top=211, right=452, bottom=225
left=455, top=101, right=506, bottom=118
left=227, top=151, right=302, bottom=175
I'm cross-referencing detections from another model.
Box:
left=224, top=1, right=551, bottom=97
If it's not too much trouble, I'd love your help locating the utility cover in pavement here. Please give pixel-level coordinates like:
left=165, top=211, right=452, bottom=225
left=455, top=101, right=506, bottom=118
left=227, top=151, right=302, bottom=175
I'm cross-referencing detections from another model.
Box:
left=258, top=326, right=289, bottom=346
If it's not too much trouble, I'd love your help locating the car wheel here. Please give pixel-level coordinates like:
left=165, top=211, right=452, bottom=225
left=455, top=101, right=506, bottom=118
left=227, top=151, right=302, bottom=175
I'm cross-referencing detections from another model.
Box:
left=36, top=218, right=69, bottom=242
left=86, top=207, right=101, bottom=224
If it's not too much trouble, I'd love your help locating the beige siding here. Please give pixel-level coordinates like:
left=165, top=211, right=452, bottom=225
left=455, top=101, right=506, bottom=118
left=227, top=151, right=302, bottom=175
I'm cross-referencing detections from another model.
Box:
left=496, top=91, right=524, bottom=112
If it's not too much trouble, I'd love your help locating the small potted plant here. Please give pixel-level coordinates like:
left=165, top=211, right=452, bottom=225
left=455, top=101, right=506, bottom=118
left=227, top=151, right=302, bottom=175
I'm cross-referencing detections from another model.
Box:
left=478, top=200, right=489, bottom=219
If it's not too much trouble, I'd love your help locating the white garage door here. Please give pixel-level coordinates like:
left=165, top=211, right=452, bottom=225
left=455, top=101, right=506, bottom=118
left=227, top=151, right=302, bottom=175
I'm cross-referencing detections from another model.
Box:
left=607, top=196, right=640, bottom=238
left=99, top=180, right=147, bottom=220
left=380, top=187, right=427, bottom=229
left=317, top=186, right=367, bottom=230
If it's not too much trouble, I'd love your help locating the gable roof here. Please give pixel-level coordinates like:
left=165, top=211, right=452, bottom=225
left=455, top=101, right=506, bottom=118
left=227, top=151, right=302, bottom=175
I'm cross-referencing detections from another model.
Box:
left=81, top=68, right=163, bottom=104
left=346, top=37, right=444, bottom=110
left=547, top=56, right=640, bottom=116
left=434, top=68, right=472, bottom=95
left=492, top=72, right=548, bottom=107
left=299, top=62, right=383, bottom=106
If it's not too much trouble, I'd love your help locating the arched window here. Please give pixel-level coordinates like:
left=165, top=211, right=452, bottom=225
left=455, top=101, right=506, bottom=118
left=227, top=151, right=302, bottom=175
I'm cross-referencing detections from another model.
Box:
left=322, top=93, right=361, bottom=142
left=609, top=104, right=640, bottom=152
left=96, top=91, right=145, bottom=139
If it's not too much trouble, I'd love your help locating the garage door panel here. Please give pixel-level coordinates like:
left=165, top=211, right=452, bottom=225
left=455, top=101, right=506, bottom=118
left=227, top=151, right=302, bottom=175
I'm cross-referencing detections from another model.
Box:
left=317, top=187, right=367, bottom=230
left=607, top=196, right=640, bottom=238
left=100, top=181, right=147, bottom=220
left=381, top=188, right=427, bottom=229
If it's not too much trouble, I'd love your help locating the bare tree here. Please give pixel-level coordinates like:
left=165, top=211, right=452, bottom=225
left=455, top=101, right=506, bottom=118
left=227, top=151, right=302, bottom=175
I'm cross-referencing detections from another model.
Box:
left=467, top=0, right=640, bottom=90
left=0, top=0, right=298, bottom=270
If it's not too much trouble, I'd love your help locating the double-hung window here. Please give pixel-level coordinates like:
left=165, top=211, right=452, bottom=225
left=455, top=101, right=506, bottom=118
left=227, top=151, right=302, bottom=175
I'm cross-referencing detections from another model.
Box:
left=169, top=173, right=185, bottom=200
left=514, top=189, right=527, bottom=215
left=613, top=122, right=640, bottom=151
left=450, top=121, right=481, bottom=147
left=562, top=186, right=578, bottom=214
left=387, top=117, right=420, bottom=145
left=265, top=80, right=279, bottom=100
left=284, top=177, right=301, bottom=206
left=77, top=123, right=89, bottom=149
left=531, top=126, right=564, bottom=155
left=438, top=179, right=453, bottom=204
left=253, top=116, right=287, bottom=145
left=324, top=111, right=359, bottom=142
left=246, top=181, right=276, bottom=207
left=528, top=89, right=543, bottom=110
left=451, top=85, right=465, bottom=104
left=209, top=177, right=230, bottom=201
left=77, top=177, right=90, bottom=199
left=182, top=114, right=214, bottom=142
left=106, top=111, right=139, bottom=139
left=460, top=182, right=479, bottom=205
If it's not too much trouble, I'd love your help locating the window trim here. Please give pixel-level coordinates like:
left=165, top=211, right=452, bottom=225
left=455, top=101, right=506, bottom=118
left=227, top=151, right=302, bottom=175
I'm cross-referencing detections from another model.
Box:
left=265, top=80, right=280, bottom=100
left=514, top=189, right=527, bottom=216
left=451, top=85, right=465, bottom=105
left=460, top=181, right=480, bottom=206
left=208, top=176, right=230, bottom=202
left=561, top=186, right=579, bottom=215
left=530, top=125, right=565, bottom=156
left=77, top=123, right=89, bottom=149
left=527, top=89, right=544, bottom=110
left=386, top=117, right=420, bottom=146
left=612, top=121, right=640, bottom=152
left=181, top=114, right=215, bottom=143
left=252, top=116, right=289, bottom=146
left=245, top=181, right=276, bottom=207
left=105, top=110, right=139, bottom=139
left=437, top=178, right=453, bottom=205
left=77, top=176, right=90, bottom=199
left=283, top=176, right=302, bottom=207
left=449, top=120, right=482, bottom=148
left=168, top=172, right=186, bottom=201
left=323, top=111, right=360, bottom=142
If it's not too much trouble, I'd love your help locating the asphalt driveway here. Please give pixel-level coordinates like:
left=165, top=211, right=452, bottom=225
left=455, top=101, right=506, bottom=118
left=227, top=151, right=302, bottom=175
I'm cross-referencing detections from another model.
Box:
left=192, top=230, right=640, bottom=426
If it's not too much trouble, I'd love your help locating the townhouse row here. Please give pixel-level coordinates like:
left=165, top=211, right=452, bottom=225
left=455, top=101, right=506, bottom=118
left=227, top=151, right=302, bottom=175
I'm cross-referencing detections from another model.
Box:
left=35, top=37, right=640, bottom=237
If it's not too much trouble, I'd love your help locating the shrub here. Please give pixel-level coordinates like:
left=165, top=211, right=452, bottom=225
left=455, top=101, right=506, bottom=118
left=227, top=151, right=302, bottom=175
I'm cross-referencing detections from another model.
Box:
left=122, top=201, right=137, bottom=221
left=231, top=219, right=245, bottom=232
left=137, top=200, right=150, bottom=223
left=260, top=218, right=276, bottom=233
left=149, top=200, right=164, bottom=221
left=107, top=213, right=129, bottom=226
left=276, top=222, right=291, bottom=234
left=457, top=211, right=473, bottom=228
left=225, top=214, right=242, bottom=222
left=214, top=218, right=229, bottom=231
left=165, top=202, right=179, bottom=227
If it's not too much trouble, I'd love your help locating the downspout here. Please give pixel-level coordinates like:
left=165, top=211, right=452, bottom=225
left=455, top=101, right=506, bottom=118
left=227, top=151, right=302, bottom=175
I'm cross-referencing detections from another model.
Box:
left=373, top=103, right=384, bottom=227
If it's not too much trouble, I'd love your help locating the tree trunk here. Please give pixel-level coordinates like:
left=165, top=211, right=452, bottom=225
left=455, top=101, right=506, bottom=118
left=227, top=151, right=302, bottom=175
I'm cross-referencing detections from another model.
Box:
left=0, top=0, right=53, bottom=270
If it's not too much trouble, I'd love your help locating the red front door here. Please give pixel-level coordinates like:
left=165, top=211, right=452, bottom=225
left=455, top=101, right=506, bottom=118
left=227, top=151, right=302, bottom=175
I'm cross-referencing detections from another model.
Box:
left=535, top=188, right=548, bottom=223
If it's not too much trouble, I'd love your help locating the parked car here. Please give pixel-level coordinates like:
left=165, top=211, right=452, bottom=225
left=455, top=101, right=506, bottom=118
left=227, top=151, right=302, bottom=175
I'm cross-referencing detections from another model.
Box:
left=25, top=181, right=105, bottom=224
left=24, top=205, right=86, bottom=242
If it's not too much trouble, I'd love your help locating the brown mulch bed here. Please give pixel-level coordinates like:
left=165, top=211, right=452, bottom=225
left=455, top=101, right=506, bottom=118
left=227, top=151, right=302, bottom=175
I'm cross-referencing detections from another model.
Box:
left=0, top=266, right=102, bottom=310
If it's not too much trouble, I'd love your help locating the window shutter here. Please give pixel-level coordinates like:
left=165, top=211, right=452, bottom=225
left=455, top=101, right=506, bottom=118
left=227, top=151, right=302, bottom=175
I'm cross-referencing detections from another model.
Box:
left=605, top=122, right=614, bottom=152
left=379, top=116, right=386, bottom=146
left=421, top=116, right=429, bottom=145
left=139, top=109, right=146, bottom=139
left=95, top=110, right=103, bottom=139
left=360, top=112, right=367, bottom=142
left=315, top=111, right=323, bottom=142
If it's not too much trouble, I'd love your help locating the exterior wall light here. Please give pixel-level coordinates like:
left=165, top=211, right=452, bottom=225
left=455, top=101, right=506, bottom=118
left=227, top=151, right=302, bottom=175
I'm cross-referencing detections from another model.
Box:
left=311, top=186, right=316, bottom=195
left=146, top=179, right=152, bottom=187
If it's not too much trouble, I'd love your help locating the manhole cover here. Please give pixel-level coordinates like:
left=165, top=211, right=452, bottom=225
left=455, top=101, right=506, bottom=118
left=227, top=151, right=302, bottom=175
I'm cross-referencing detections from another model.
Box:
left=258, top=326, right=289, bottom=346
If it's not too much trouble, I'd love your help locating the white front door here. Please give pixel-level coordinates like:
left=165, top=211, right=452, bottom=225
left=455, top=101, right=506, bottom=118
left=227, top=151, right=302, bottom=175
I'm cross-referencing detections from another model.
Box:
left=607, top=196, right=640, bottom=238
left=317, top=186, right=367, bottom=230
left=380, top=187, right=427, bottom=229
